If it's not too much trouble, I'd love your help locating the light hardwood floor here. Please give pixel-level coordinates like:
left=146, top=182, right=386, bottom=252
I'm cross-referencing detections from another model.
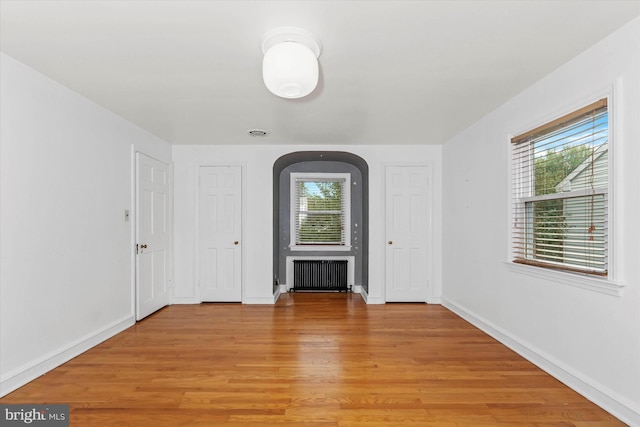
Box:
left=1, top=293, right=624, bottom=426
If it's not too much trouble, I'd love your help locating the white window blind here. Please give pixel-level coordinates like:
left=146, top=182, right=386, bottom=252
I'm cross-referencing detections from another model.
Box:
left=292, top=175, right=349, bottom=247
left=511, top=98, right=609, bottom=276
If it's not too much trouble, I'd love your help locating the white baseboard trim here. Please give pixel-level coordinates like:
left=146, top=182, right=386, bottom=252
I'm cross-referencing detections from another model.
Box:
left=360, top=288, right=385, bottom=304
left=0, top=314, right=135, bottom=397
left=273, top=286, right=283, bottom=303
left=243, top=296, right=278, bottom=304
left=426, top=296, right=442, bottom=304
left=442, top=298, right=640, bottom=426
left=171, top=296, right=200, bottom=304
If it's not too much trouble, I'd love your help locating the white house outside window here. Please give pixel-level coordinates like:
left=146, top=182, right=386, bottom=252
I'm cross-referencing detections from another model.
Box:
left=290, top=173, right=351, bottom=251
left=511, top=98, right=609, bottom=276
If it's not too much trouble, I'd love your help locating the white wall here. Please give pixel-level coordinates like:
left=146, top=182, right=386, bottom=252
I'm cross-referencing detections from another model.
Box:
left=172, top=144, right=442, bottom=305
left=442, top=18, right=640, bottom=425
left=0, top=53, right=171, bottom=396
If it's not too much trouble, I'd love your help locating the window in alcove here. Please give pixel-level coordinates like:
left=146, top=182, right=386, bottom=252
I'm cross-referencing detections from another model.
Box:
left=290, top=172, right=351, bottom=251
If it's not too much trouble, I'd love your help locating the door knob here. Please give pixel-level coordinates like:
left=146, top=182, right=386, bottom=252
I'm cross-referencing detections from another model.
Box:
left=234, top=241, right=239, bottom=245
left=141, top=244, right=148, bottom=249
left=388, top=241, right=393, bottom=245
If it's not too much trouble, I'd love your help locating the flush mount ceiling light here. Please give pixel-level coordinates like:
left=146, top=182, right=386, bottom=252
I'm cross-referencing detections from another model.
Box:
left=262, top=27, right=322, bottom=99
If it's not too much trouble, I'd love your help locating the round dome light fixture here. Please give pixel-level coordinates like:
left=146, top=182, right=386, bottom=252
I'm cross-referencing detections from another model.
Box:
left=262, top=27, right=322, bottom=99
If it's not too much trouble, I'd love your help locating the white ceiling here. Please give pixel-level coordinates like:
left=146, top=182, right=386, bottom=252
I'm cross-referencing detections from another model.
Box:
left=1, top=1, right=638, bottom=146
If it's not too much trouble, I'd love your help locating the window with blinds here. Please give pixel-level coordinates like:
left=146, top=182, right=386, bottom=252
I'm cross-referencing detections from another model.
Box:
left=290, top=173, right=350, bottom=249
left=511, top=98, right=609, bottom=276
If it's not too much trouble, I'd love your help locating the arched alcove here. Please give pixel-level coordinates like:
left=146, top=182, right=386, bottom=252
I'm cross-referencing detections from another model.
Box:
left=273, top=151, right=369, bottom=295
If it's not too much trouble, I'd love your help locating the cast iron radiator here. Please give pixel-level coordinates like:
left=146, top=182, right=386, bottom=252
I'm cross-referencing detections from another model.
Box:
left=291, top=260, right=350, bottom=292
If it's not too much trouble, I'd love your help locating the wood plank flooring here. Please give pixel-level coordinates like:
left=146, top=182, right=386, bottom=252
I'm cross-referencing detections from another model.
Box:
left=1, top=293, right=624, bottom=426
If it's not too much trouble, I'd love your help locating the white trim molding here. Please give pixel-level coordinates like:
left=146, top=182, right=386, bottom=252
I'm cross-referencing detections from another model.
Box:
left=505, top=262, right=624, bottom=296
left=442, top=298, right=639, bottom=426
left=289, top=172, right=351, bottom=250
left=507, top=86, right=621, bottom=289
left=0, top=315, right=135, bottom=397
left=244, top=296, right=280, bottom=304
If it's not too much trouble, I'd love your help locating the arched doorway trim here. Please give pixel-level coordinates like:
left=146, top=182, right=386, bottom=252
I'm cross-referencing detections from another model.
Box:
left=273, top=151, right=369, bottom=296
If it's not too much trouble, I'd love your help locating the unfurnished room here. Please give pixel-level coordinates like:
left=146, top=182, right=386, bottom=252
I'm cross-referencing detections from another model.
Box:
left=1, top=1, right=639, bottom=426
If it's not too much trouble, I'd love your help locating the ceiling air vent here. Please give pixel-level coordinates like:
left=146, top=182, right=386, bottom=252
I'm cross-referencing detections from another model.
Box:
left=247, top=129, right=269, bottom=137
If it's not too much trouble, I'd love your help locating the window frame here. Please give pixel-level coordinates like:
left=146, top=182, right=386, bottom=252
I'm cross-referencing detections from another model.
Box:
left=510, top=98, right=611, bottom=277
left=289, top=172, right=351, bottom=252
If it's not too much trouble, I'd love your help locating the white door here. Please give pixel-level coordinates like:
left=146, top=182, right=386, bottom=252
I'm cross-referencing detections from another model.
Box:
left=385, top=166, right=430, bottom=302
left=136, top=153, right=171, bottom=320
left=199, top=166, right=242, bottom=302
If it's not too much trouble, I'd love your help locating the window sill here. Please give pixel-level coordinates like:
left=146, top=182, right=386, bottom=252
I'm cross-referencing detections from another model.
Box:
left=290, top=245, right=352, bottom=252
left=504, top=261, right=624, bottom=297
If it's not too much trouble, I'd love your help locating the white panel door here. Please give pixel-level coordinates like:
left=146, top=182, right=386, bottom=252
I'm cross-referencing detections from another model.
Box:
left=385, top=166, right=430, bottom=302
left=199, top=166, right=242, bottom=302
left=136, top=153, right=171, bottom=320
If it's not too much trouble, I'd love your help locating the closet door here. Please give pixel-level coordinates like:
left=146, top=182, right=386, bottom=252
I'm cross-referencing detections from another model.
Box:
left=385, top=166, right=430, bottom=302
left=198, top=166, right=242, bottom=302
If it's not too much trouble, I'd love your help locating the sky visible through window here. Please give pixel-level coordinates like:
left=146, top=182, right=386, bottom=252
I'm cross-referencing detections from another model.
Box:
left=302, top=182, right=323, bottom=197
left=534, top=112, right=607, bottom=157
